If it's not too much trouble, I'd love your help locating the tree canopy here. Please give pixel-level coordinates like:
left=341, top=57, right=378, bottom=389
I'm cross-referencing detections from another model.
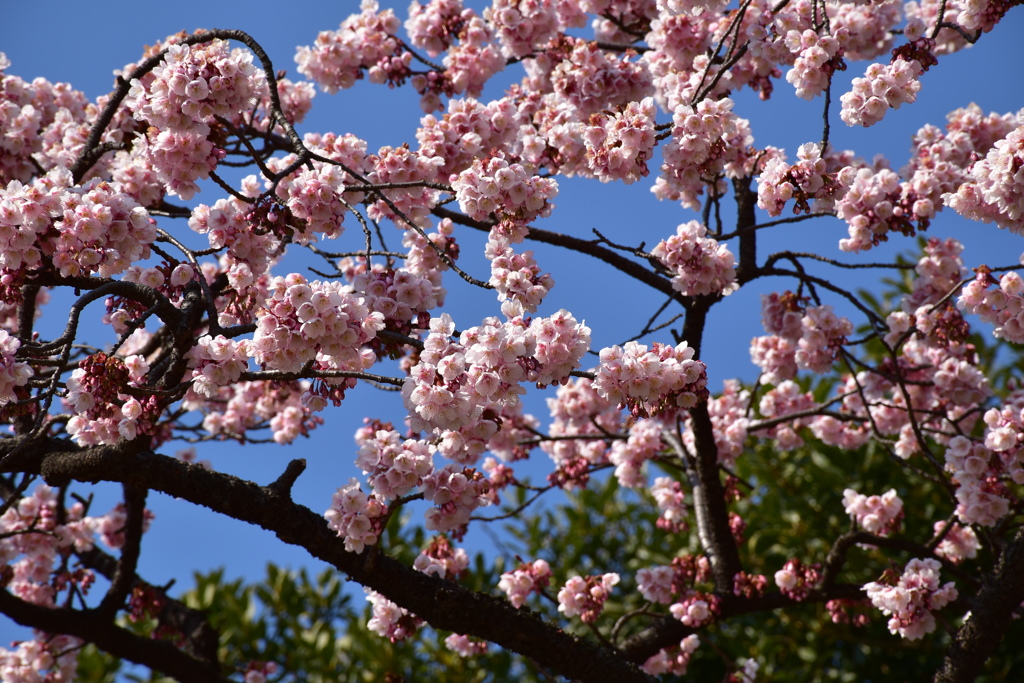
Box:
left=1, top=1, right=1024, bottom=681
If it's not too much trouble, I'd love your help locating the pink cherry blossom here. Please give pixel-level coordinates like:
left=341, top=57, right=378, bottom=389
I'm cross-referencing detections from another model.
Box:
left=250, top=274, right=383, bottom=375
left=557, top=572, right=619, bottom=622
left=126, top=39, right=265, bottom=130
left=295, top=1, right=402, bottom=93
left=843, top=488, right=904, bottom=536
left=445, top=634, right=489, bottom=656
left=498, top=558, right=552, bottom=608
left=864, top=558, right=957, bottom=640
left=840, top=58, right=923, bottom=128
left=593, top=340, right=708, bottom=418
left=451, top=152, right=558, bottom=224
left=774, top=558, right=820, bottom=601
left=946, top=118, right=1024, bottom=233
left=324, top=478, right=389, bottom=553
left=650, top=220, right=738, bottom=297
left=582, top=97, right=657, bottom=184
left=0, top=328, right=31, bottom=406
left=933, top=520, right=980, bottom=564
left=642, top=634, right=700, bottom=676
left=355, top=427, right=434, bottom=501
left=365, top=588, right=422, bottom=642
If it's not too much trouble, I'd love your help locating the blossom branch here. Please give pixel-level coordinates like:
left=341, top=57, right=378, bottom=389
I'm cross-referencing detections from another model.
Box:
left=2, top=435, right=656, bottom=683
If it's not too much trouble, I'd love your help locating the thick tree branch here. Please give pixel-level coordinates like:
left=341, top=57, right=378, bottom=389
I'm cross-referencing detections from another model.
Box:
left=1, top=435, right=655, bottom=683
left=97, top=483, right=147, bottom=618
left=934, top=527, right=1024, bottom=683
left=0, top=589, right=230, bottom=683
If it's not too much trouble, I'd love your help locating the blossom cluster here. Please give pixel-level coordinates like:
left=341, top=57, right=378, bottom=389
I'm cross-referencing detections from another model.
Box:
left=795, top=306, right=855, bottom=372
left=0, top=169, right=63, bottom=278
left=295, top=1, right=402, bottom=93
left=1, top=485, right=94, bottom=608
left=431, top=405, right=526, bottom=466
left=188, top=193, right=281, bottom=311
left=0, top=52, right=95, bottom=185
left=65, top=352, right=160, bottom=446
left=557, top=572, right=619, bottom=623
left=958, top=269, right=1024, bottom=343
left=444, top=634, right=489, bottom=657
left=946, top=119, right=1024, bottom=233
left=0, top=169, right=157, bottom=281
left=755, top=380, right=815, bottom=451
left=842, top=488, right=904, bottom=536
left=750, top=293, right=853, bottom=384
left=0, top=634, right=80, bottom=683
left=757, top=142, right=842, bottom=217
left=341, top=260, right=440, bottom=340
left=191, top=379, right=322, bottom=445
left=250, top=274, right=383, bottom=376
left=637, top=564, right=677, bottom=604
left=133, top=123, right=224, bottom=201
left=549, top=39, right=653, bottom=117
left=654, top=97, right=753, bottom=211
left=403, top=311, right=589, bottom=437
left=642, top=634, right=700, bottom=677
left=840, top=58, right=923, bottom=128
left=785, top=28, right=848, bottom=100
left=0, top=485, right=158, bottom=679
left=636, top=556, right=720, bottom=629
left=774, top=558, right=820, bottom=601
left=365, top=589, right=422, bottom=642
left=581, top=97, right=657, bottom=184
left=943, top=435, right=1010, bottom=526
left=0, top=328, right=30, bottom=406
left=54, top=179, right=158, bottom=277
left=485, top=0, right=564, bottom=59
left=685, top=380, right=747, bottom=465
left=485, top=231, right=554, bottom=317
left=416, top=97, right=520, bottom=178
left=650, top=220, right=738, bottom=297
left=669, top=593, right=718, bottom=627
left=354, top=427, right=434, bottom=501
left=126, top=39, right=264, bottom=131
left=498, top=558, right=552, bottom=608
left=274, top=164, right=349, bottom=244
left=95, top=502, right=155, bottom=550
left=434, top=17, right=506, bottom=108
left=364, top=536, right=468, bottom=644
left=901, top=105, right=1017, bottom=236
left=405, top=0, right=472, bottom=57
left=863, top=558, right=957, bottom=640
left=902, top=237, right=967, bottom=311
left=365, top=144, right=443, bottom=227
left=835, top=167, right=926, bottom=252
left=650, top=476, right=688, bottom=530
left=188, top=334, right=250, bottom=398
left=451, top=153, right=558, bottom=224
left=608, top=418, right=665, bottom=488
left=594, top=340, right=708, bottom=418
left=541, top=377, right=622, bottom=474
left=413, top=534, right=469, bottom=579
left=324, top=478, right=388, bottom=553
left=421, top=463, right=492, bottom=531
left=932, top=520, right=980, bottom=564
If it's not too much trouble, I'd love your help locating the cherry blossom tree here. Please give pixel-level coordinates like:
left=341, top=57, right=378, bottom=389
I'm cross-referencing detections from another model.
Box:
left=1, top=0, right=1023, bottom=681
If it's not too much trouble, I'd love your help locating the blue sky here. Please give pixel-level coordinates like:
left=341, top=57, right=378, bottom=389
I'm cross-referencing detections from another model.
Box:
left=2, top=0, right=1023, bottom=657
